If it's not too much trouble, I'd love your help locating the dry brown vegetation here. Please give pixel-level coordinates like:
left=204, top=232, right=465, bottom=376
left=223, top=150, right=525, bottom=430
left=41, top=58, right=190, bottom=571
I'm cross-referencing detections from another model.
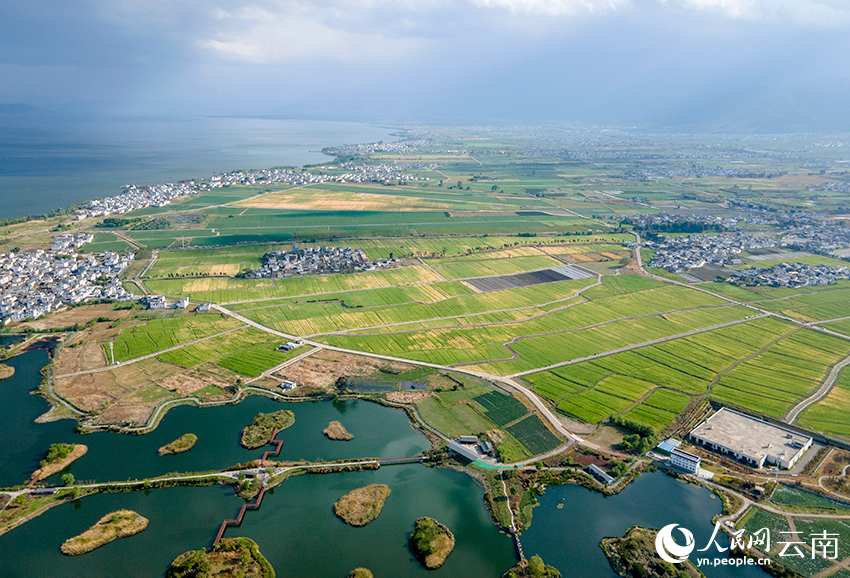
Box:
left=158, top=433, right=198, bottom=455
left=333, top=484, right=391, bottom=527
left=408, top=516, right=455, bottom=570
left=277, top=350, right=414, bottom=390
left=55, top=357, right=237, bottom=426
left=61, top=510, right=148, bottom=556
left=0, top=364, right=13, bottom=380
left=31, top=444, right=87, bottom=481
left=323, top=420, right=353, bottom=441
left=237, top=189, right=451, bottom=211
left=159, top=371, right=232, bottom=396
left=167, top=537, right=275, bottom=578
left=385, top=390, right=433, bottom=404
left=16, top=303, right=135, bottom=332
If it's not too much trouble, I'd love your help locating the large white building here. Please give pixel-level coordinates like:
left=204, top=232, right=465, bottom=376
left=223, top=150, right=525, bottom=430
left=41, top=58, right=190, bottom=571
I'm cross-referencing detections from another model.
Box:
left=670, top=448, right=701, bottom=473
left=689, top=408, right=812, bottom=470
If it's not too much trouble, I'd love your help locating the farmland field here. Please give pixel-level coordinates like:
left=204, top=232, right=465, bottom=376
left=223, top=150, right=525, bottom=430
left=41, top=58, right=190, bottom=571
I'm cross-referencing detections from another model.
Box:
left=424, top=246, right=562, bottom=279
left=239, top=277, right=592, bottom=336
left=108, top=314, right=243, bottom=363
left=145, top=265, right=443, bottom=302
left=504, top=414, right=562, bottom=455
left=770, top=484, right=850, bottom=512
left=472, top=391, right=530, bottom=426
left=157, top=326, right=305, bottom=377
left=755, top=288, right=850, bottom=322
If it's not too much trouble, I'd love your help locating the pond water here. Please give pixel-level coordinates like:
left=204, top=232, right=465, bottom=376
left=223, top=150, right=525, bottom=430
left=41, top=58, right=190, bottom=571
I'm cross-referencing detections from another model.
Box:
left=1, top=349, right=768, bottom=578
left=522, top=472, right=764, bottom=578
left=0, top=334, right=25, bottom=347
left=0, top=350, right=428, bottom=486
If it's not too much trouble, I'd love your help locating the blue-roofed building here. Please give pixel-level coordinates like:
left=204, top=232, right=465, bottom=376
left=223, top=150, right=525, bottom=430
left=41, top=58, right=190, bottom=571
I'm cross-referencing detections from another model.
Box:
left=656, top=438, right=682, bottom=456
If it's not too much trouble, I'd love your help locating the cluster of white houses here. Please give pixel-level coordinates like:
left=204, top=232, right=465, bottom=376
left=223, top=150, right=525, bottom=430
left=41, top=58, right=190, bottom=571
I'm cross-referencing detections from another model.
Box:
left=1, top=237, right=135, bottom=324
left=75, top=160, right=423, bottom=220
left=244, top=246, right=399, bottom=279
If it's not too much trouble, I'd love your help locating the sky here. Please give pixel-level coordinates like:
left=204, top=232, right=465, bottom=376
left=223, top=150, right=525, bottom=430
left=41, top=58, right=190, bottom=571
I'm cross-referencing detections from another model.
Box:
left=2, top=0, right=850, bottom=127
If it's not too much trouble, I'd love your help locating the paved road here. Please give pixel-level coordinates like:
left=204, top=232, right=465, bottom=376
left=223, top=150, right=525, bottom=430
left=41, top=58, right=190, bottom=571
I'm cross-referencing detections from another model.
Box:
left=786, top=353, right=850, bottom=423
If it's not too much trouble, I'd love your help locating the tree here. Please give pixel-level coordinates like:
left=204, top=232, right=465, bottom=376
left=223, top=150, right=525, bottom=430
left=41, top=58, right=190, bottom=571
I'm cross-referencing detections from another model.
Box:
left=62, top=473, right=75, bottom=486
left=456, top=180, right=462, bottom=188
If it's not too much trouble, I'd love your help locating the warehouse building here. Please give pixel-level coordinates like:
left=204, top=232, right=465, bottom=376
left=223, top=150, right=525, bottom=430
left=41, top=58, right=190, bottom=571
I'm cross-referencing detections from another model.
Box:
left=689, top=408, right=812, bottom=470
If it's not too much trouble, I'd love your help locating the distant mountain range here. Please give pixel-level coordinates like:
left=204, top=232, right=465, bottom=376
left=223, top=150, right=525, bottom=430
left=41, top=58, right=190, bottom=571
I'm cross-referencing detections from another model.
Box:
left=660, top=79, right=850, bottom=133
left=5, top=77, right=850, bottom=134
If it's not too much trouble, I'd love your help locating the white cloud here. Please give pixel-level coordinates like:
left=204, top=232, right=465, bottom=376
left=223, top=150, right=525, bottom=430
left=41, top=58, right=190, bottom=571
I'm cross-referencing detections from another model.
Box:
left=660, top=0, right=850, bottom=25
left=468, top=0, right=630, bottom=16
left=200, top=8, right=423, bottom=63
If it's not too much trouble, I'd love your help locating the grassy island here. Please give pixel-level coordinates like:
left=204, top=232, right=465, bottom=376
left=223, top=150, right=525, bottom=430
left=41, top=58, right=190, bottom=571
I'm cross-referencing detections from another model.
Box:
left=333, top=484, right=391, bottom=526
left=408, top=516, right=455, bottom=569
left=502, top=555, right=562, bottom=578
left=349, top=569, right=373, bottom=578
left=601, top=526, right=703, bottom=578
left=0, top=364, right=13, bottom=380
left=240, top=410, right=295, bottom=449
left=61, top=510, right=148, bottom=556
left=158, top=433, right=198, bottom=455
left=31, top=443, right=87, bottom=481
left=167, top=537, right=275, bottom=578
left=323, top=420, right=354, bottom=441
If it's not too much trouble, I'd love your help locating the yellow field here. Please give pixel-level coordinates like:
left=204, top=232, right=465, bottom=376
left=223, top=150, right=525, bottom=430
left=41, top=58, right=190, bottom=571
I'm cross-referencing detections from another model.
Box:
left=236, top=189, right=453, bottom=211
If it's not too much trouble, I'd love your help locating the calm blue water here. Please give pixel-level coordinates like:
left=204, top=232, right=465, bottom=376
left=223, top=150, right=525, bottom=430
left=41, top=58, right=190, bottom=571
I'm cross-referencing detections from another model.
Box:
left=0, top=115, right=396, bottom=218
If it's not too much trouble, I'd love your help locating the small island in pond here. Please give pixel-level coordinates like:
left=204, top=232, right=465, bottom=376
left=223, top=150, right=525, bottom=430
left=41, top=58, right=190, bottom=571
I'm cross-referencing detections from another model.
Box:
left=333, top=484, right=391, bottom=526
left=0, top=363, right=14, bottom=380
left=61, top=510, right=148, bottom=556
left=602, top=526, right=703, bottom=578
left=323, top=420, right=354, bottom=441
left=158, top=433, right=198, bottom=455
left=502, top=555, right=562, bottom=578
left=240, top=410, right=295, bottom=449
left=349, top=569, right=373, bottom=578
left=31, top=443, right=87, bottom=482
left=408, top=516, right=455, bottom=569
left=167, top=537, right=275, bottom=578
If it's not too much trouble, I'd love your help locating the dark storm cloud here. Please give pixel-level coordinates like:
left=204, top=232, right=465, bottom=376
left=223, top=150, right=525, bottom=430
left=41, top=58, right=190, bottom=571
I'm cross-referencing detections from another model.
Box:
left=2, top=0, right=849, bottom=125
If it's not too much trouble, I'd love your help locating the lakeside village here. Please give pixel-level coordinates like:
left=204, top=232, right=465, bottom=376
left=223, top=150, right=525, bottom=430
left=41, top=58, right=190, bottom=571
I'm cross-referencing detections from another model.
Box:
left=77, top=161, right=428, bottom=219
left=0, top=234, right=134, bottom=324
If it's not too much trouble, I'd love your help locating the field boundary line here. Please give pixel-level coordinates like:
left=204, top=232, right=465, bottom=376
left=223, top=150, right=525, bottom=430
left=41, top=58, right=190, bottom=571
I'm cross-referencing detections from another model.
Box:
left=417, top=257, right=447, bottom=281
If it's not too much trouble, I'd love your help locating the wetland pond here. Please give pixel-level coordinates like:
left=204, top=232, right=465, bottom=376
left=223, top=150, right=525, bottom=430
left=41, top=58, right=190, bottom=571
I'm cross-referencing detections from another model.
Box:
left=1, top=349, right=765, bottom=577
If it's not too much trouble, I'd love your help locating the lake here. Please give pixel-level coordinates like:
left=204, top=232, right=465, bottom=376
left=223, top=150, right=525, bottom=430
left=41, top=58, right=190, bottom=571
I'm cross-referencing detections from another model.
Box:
left=0, top=115, right=396, bottom=218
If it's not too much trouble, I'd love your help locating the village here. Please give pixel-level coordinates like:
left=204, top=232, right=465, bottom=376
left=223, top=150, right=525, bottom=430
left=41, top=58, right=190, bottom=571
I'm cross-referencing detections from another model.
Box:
left=728, top=262, right=850, bottom=287
left=243, top=244, right=400, bottom=279
left=75, top=162, right=427, bottom=219
left=0, top=234, right=135, bottom=324
left=645, top=232, right=777, bottom=271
